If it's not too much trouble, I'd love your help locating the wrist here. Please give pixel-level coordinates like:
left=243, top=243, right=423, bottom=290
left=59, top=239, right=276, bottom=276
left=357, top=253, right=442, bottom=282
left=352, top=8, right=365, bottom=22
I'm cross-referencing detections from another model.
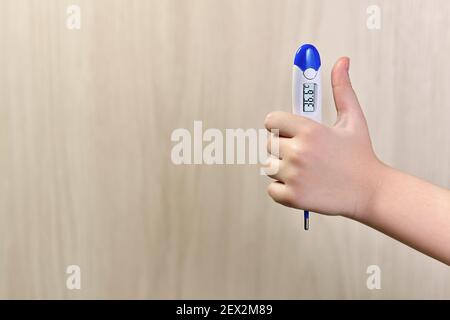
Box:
left=345, top=160, right=393, bottom=222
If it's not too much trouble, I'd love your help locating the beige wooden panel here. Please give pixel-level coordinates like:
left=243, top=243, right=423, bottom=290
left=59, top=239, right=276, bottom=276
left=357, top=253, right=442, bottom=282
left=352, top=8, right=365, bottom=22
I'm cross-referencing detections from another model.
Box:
left=0, top=0, right=449, bottom=299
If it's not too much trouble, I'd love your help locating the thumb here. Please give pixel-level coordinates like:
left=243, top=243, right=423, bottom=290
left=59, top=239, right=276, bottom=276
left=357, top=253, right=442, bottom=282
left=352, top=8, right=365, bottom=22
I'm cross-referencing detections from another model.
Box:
left=331, top=57, right=365, bottom=128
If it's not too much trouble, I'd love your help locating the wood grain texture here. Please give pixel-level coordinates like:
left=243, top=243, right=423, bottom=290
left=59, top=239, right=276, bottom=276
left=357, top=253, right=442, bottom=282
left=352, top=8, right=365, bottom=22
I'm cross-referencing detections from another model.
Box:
left=0, top=0, right=449, bottom=299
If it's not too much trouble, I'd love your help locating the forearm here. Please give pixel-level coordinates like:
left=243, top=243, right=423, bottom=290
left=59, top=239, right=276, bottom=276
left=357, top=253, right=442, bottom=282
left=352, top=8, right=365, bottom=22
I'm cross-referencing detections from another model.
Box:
left=355, top=164, right=450, bottom=265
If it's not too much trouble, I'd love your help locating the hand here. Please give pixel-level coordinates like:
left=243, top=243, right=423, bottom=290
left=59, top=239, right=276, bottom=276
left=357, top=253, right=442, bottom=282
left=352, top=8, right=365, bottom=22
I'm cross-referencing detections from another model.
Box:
left=264, top=57, right=387, bottom=219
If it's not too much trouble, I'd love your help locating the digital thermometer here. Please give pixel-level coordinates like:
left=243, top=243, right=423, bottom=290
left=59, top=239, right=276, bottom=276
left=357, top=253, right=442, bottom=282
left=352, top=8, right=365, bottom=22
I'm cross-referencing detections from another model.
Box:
left=292, top=44, right=322, bottom=230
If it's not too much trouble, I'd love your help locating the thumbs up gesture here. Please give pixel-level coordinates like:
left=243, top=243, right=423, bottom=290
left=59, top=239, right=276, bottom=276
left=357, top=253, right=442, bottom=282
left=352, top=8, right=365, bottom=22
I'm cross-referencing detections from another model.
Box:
left=264, top=57, right=387, bottom=220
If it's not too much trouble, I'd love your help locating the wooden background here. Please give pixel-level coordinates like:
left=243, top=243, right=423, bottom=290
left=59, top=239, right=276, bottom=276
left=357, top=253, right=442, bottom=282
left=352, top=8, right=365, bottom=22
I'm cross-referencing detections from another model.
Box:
left=0, top=0, right=449, bottom=299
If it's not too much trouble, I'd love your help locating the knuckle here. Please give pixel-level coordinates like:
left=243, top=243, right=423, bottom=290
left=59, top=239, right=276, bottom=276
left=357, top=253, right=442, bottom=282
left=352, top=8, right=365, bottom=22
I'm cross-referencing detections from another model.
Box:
left=286, top=142, right=317, bottom=167
left=290, top=142, right=302, bottom=156
left=285, top=172, right=297, bottom=185
left=264, top=112, right=274, bottom=128
left=300, top=122, right=328, bottom=141
left=265, top=111, right=280, bottom=129
left=297, top=146, right=314, bottom=164
left=267, top=183, right=295, bottom=207
left=267, top=183, right=278, bottom=199
left=264, top=112, right=273, bottom=125
left=282, top=192, right=296, bottom=207
left=287, top=142, right=304, bottom=163
left=300, top=123, right=317, bottom=137
left=267, top=184, right=292, bottom=206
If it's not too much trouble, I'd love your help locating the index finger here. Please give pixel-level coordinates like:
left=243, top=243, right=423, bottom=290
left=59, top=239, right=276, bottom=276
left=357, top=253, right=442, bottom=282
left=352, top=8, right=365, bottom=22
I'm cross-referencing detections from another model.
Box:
left=264, top=111, right=312, bottom=138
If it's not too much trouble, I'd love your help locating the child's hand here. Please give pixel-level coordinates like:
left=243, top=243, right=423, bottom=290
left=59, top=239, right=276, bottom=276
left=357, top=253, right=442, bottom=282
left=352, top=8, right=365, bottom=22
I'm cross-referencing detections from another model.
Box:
left=264, top=56, right=450, bottom=265
left=264, top=57, right=386, bottom=219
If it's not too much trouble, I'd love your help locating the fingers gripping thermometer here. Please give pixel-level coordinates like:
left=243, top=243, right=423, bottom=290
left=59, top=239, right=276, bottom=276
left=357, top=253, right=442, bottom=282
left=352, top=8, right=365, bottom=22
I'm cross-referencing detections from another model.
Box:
left=292, top=44, right=322, bottom=230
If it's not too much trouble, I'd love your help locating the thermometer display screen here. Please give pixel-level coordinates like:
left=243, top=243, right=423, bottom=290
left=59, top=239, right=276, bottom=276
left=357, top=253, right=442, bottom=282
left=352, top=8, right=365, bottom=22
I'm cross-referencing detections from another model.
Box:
left=303, top=83, right=316, bottom=112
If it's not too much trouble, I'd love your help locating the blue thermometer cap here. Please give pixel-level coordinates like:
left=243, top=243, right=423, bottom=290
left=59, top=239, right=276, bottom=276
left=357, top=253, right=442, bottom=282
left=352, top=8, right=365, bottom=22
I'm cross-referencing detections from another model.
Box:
left=294, top=44, right=321, bottom=71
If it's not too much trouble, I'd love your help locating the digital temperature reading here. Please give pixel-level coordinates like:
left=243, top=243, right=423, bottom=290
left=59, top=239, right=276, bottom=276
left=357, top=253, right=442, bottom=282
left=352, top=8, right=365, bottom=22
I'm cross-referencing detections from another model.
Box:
left=303, top=83, right=316, bottom=112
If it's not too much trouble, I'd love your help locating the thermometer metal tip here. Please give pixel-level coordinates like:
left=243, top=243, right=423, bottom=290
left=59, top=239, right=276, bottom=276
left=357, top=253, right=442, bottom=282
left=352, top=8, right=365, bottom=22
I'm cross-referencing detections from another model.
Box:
left=304, top=210, right=310, bottom=230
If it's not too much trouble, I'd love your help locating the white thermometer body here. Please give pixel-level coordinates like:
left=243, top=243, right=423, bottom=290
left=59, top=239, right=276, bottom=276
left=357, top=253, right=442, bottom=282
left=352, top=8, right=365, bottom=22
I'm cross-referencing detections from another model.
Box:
left=292, top=44, right=322, bottom=230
